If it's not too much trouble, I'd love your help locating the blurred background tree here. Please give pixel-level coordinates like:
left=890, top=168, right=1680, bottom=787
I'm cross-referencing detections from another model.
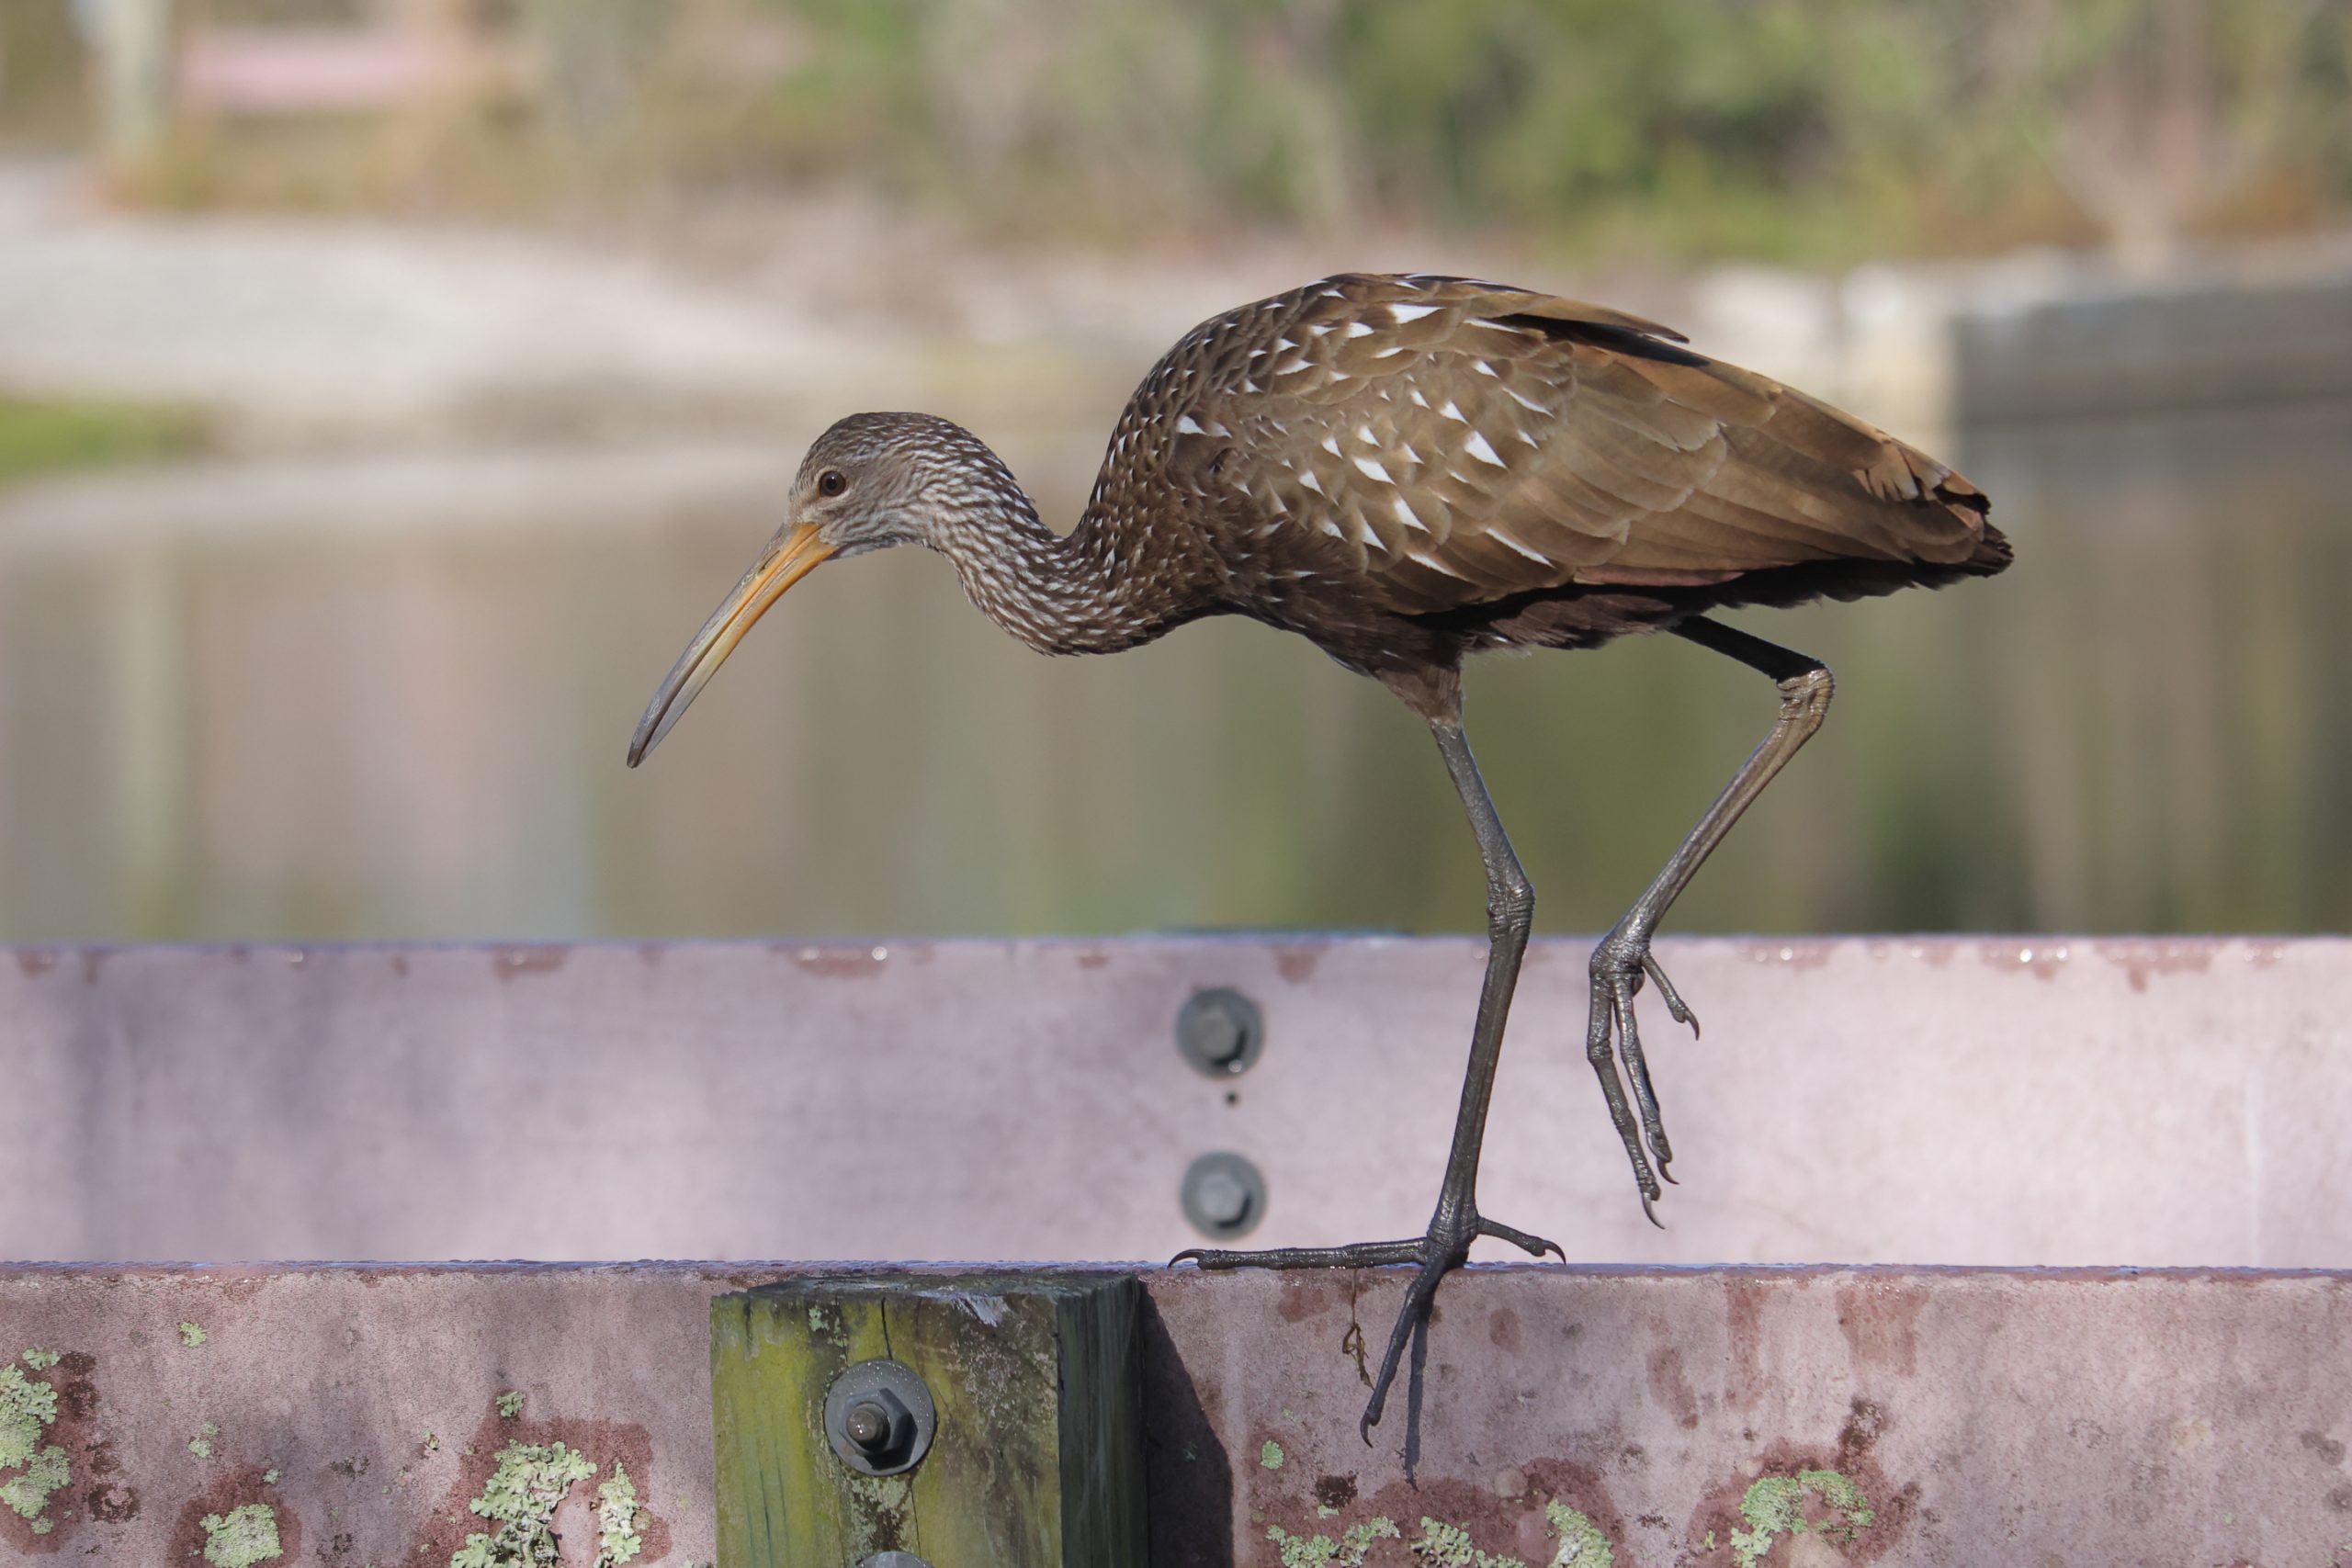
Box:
left=8, top=0, right=2343, bottom=260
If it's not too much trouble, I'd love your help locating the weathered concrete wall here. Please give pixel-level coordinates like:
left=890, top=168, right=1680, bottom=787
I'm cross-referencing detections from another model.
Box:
left=4, top=936, right=2347, bottom=1267
left=1, top=1263, right=2346, bottom=1566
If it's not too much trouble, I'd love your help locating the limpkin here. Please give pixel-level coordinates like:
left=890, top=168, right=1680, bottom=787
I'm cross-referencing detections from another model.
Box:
left=627, top=272, right=2009, bottom=1435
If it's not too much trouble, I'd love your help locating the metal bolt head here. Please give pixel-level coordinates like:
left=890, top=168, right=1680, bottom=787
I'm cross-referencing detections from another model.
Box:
left=843, top=1397, right=896, bottom=1452
left=1193, top=1168, right=1252, bottom=1227
left=1176, top=987, right=1263, bottom=1077
left=1181, top=1151, right=1267, bottom=1240
left=823, top=1359, right=934, bottom=1476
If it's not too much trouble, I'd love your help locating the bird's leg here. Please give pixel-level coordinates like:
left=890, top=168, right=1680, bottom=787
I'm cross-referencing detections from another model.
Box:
left=1179, top=719, right=1561, bottom=1438
left=1588, top=615, right=1834, bottom=1215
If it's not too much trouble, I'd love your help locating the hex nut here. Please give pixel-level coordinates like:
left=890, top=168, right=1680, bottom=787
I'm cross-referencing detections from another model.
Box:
left=1176, top=987, right=1264, bottom=1077
left=1181, top=1151, right=1267, bottom=1240
left=823, top=1359, right=935, bottom=1476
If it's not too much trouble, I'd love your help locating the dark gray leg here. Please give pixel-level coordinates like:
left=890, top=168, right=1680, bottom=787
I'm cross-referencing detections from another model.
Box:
left=1589, top=615, right=1835, bottom=1217
left=1177, top=717, right=1562, bottom=1438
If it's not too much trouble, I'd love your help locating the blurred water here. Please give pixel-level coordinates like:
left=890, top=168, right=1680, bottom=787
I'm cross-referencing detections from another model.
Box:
left=0, top=382, right=2346, bottom=944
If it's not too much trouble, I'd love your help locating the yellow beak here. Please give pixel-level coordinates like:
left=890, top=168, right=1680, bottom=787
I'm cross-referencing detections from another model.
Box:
left=627, top=521, right=835, bottom=766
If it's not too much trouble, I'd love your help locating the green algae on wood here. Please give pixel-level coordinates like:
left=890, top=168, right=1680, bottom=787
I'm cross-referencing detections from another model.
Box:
left=201, top=1503, right=284, bottom=1567
left=1729, top=1469, right=1874, bottom=1567
left=711, top=1271, right=1146, bottom=1568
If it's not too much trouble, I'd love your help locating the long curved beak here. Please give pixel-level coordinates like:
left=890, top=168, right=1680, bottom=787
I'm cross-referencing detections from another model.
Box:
left=628, top=521, right=835, bottom=766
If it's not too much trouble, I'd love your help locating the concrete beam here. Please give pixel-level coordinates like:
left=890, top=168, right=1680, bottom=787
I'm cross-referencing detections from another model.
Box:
left=0, top=1263, right=2345, bottom=1565
left=4, top=936, right=2346, bottom=1266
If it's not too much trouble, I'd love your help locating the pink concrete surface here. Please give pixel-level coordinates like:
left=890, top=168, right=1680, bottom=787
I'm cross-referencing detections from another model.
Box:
left=2, top=1263, right=2348, bottom=1566
left=3, top=936, right=2347, bottom=1268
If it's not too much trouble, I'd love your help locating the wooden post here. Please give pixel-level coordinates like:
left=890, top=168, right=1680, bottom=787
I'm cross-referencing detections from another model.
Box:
left=710, top=1271, right=1147, bottom=1568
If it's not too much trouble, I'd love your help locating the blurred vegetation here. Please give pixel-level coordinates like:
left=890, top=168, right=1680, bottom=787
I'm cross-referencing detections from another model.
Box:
left=0, top=397, right=206, bottom=491
left=5, top=0, right=2346, bottom=263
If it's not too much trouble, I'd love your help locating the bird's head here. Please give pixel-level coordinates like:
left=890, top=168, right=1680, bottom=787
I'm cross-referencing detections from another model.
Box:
left=627, top=412, right=1017, bottom=766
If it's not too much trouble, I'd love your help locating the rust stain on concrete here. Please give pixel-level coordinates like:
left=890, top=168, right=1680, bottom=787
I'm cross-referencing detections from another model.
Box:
left=2098, top=939, right=2218, bottom=993
left=390, top=952, right=410, bottom=977
left=1272, top=944, right=1323, bottom=984
left=779, top=945, right=887, bottom=979
left=1648, top=1341, right=1702, bottom=1430
left=1725, top=1278, right=1771, bottom=1411
left=169, top=1468, right=299, bottom=1568
left=11, top=948, right=58, bottom=977
left=1837, top=1281, right=1930, bottom=1378
left=1275, top=1277, right=1336, bottom=1325
left=78, top=950, right=107, bottom=986
left=81, top=1433, right=136, bottom=1525
left=1487, top=1305, right=1521, bottom=1352
left=491, top=946, right=571, bottom=981
left=1746, top=941, right=1837, bottom=972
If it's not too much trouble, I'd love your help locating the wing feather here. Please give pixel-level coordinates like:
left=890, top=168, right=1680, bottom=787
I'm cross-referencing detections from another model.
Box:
left=1185, top=274, right=1995, bottom=613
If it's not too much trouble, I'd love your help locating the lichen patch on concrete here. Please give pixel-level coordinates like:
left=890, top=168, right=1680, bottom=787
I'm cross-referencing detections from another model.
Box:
left=199, top=1502, right=283, bottom=1566
left=1412, top=1516, right=1525, bottom=1567
left=1261, top=1439, right=1286, bottom=1470
left=0, top=1360, right=69, bottom=1533
left=19, top=1351, right=59, bottom=1371
left=1544, top=1501, right=1613, bottom=1566
left=595, top=1461, right=645, bottom=1567
left=179, top=1322, right=209, bottom=1348
left=451, top=1439, right=594, bottom=1567
left=1267, top=1516, right=1401, bottom=1568
left=495, top=1391, right=526, bottom=1419
left=1729, top=1468, right=1874, bottom=1567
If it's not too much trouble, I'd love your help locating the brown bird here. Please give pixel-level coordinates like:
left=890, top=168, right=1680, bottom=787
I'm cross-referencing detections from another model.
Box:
left=627, top=272, right=2009, bottom=1436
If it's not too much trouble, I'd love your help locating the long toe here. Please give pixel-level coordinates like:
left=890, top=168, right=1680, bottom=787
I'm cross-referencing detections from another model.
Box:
left=1476, top=1217, right=1566, bottom=1262
left=1359, top=1258, right=1448, bottom=1439
left=1173, top=1239, right=1426, bottom=1271
left=1589, top=936, right=1692, bottom=1209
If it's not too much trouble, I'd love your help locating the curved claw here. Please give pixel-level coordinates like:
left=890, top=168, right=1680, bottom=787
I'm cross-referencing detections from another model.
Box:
left=1588, top=935, right=1688, bottom=1214
left=1642, top=953, right=1702, bottom=1038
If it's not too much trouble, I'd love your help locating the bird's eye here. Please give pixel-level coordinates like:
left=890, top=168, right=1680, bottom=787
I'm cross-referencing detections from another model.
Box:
left=818, top=469, right=847, bottom=498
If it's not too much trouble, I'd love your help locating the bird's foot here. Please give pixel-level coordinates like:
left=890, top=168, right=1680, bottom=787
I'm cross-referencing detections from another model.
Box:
left=1587, top=928, right=1699, bottom=1224
left=1174, top=1209, right=1563, bottom=1438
